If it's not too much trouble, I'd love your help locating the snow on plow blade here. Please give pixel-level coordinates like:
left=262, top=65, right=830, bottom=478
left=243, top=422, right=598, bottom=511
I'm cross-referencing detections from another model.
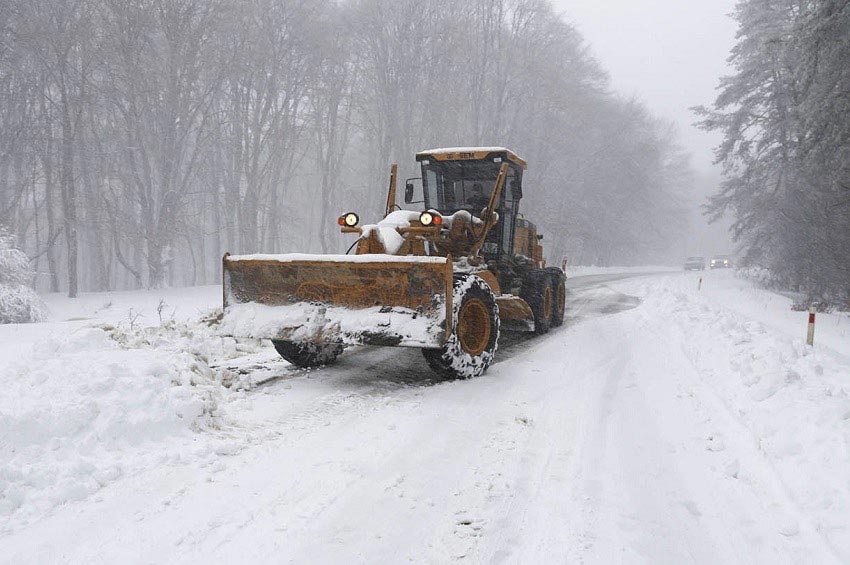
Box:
left=221, top=253, right=452, bottom=348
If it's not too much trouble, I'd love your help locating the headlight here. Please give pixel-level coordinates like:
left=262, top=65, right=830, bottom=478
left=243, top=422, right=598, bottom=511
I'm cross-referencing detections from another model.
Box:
left=419, top=211, right=442, bottom=226
left=338, top=212, right=359, bottom=227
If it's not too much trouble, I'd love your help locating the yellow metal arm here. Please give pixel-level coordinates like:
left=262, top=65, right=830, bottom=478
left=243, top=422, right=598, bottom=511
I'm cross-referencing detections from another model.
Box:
left=470, top=162, right=509, bottom=256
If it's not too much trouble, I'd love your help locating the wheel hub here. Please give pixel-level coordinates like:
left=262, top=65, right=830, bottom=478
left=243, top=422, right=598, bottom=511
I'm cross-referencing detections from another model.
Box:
left=457, top=298, right=491, bottom=356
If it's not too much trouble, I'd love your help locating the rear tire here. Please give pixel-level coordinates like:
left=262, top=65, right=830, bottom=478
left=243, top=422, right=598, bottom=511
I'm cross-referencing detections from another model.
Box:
left=271, top=340, right=344, bottom=368
left=545, top=267, right=566, bottom=327
left=422, top=275, right=499, bottom=379
left=521, top=269, right=553, bottom=335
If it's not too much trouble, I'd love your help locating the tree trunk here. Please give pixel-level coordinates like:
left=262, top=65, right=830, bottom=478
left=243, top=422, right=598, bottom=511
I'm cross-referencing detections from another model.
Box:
left=81, top=114, right=111, bottom=291
left=41, top=98, right=60, bottom=293
left=146, top=233, right=166, bottom=289
left=60, top=88, right=78, bottom=298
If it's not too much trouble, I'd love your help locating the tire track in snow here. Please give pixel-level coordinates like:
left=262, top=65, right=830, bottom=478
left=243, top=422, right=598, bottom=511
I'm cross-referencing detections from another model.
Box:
left=222, top=273, right=647, bottom=443
left=211, top=276, right=649, bottom=562
left=486, top=322, right=634, bottom=563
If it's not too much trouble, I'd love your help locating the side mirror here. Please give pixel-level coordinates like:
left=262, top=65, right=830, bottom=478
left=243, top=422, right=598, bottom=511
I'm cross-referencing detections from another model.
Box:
left=510, top=180, right=523, bottom=200
left=404, top=182, right=415, bottom=204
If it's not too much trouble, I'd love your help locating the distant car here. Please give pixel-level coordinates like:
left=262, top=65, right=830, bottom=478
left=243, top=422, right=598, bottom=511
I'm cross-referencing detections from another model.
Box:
left=683, top=256, right=706, bottom=271
left=709, top=255, right=733, bottom=269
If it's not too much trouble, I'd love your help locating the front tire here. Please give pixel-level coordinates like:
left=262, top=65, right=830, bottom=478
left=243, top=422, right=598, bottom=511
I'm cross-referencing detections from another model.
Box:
left=422, top=275, right=499, bottom=379
left=271, top=340, right=344, bottom=368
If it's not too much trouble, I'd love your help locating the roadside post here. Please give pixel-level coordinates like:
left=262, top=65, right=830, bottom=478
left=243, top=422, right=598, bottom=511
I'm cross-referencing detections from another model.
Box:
left=806, top=306, right=816, bottom=346
left=698, top=277, right=702, bottom=291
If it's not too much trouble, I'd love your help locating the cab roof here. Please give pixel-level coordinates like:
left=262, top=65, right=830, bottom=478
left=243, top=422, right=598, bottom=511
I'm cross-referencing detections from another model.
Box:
left=415, top=147, right=527, bottom=170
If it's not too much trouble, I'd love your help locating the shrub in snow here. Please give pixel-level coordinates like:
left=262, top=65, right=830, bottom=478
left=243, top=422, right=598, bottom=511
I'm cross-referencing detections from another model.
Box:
left=0, top=229, right=46, bottom=324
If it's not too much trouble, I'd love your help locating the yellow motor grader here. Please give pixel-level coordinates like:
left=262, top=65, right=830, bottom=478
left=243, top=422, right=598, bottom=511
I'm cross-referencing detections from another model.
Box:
left=221, top=147, right=565, bottom=378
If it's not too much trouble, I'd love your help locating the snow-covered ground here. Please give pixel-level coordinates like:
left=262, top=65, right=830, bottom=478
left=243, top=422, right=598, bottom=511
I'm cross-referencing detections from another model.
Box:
left=564, top=264, right=674, bottom=278
left=1, top=270, right=849, bottom=563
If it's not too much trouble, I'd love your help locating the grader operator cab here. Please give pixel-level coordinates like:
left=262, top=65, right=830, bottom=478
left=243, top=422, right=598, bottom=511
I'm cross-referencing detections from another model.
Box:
left=222, top=147, right=565, bottom=378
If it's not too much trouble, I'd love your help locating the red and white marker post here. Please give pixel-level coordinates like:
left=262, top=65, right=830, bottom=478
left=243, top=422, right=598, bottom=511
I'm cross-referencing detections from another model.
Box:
left=806, top=306, right=816, bottom=346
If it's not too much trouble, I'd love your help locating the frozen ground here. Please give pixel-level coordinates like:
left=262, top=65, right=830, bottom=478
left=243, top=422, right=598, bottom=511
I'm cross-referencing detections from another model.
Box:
left=564, top=264, right=673, bottom=277
left=1, top=269, right=849, bottom=563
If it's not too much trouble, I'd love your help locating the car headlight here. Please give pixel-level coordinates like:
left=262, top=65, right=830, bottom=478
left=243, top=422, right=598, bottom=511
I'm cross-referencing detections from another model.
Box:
left=419, top=211, right=442, bottom=226
left=338, top=212, right=359, bottom=227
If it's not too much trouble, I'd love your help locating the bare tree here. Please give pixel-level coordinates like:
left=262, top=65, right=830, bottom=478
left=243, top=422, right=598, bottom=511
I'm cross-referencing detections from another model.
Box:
left=10, top=0, right=98, bottom=297
left=0, top=0, right=695, bottom=293
left=101, top=0, right=224, bottom=288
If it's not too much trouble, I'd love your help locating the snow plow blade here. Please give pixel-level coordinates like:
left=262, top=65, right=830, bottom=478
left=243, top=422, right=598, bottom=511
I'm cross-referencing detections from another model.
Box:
left=221, top=253, right=452, bottom=348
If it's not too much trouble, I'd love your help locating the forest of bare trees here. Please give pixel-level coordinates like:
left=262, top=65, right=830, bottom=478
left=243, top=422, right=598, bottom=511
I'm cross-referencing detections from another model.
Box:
left=1, top=0, right=693, bottom=295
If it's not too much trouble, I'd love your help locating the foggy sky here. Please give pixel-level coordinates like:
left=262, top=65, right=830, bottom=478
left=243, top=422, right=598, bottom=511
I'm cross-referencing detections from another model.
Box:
left=555, top=0, right=739, bottom=256
left=555, top=0, right=738, bottom=174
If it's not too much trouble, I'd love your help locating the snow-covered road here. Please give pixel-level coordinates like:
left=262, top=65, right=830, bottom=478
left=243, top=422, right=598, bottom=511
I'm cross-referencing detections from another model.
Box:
left=2, top=271, right=849, bottom=563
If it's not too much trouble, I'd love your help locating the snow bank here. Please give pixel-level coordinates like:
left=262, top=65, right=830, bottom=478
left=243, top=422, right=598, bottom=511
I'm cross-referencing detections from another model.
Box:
left=0, top=315, right=263, bottom=525
left=566, top=265, right=673, bottom=277
left=621, top=272, right=850, bottom=555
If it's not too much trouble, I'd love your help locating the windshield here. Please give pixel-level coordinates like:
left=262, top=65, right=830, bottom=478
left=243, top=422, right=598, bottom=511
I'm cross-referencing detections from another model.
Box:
left=420, top=159, right=522, bottom=260
left=421, top=160, right=517, bottom=213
